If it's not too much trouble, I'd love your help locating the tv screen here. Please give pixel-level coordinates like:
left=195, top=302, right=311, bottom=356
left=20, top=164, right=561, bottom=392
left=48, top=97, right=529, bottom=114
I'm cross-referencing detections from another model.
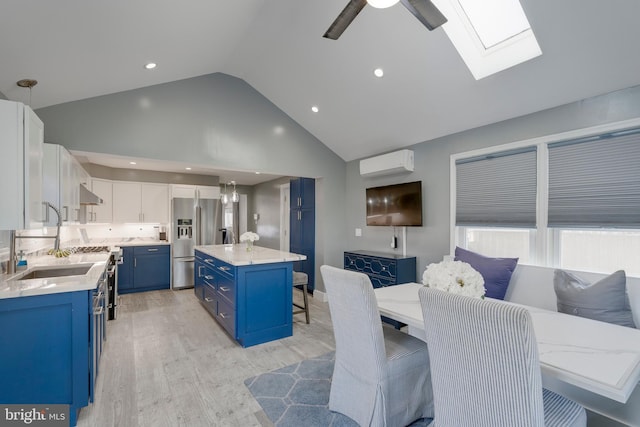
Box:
left=366, top=181, right=423, bottom=226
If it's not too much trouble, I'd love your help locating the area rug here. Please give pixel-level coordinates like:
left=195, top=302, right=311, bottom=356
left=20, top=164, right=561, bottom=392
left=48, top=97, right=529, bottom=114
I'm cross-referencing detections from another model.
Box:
left=244, top=352, right=432, bottom=427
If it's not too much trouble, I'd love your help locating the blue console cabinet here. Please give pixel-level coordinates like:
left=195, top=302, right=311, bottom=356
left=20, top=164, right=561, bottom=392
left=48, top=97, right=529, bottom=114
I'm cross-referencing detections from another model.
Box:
left=344, top=250, right=416, bottom=329
left=195, top=249, right=293, bottom=347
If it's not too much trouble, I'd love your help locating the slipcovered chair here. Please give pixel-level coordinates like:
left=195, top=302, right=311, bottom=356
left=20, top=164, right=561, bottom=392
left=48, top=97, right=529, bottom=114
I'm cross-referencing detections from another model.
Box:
left=320, top=265, right=434, bottom=427
left=418, top=287, right=587, bottom=427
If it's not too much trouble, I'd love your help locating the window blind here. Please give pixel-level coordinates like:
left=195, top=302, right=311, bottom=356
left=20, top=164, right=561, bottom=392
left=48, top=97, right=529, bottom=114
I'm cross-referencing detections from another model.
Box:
left=548, top=129, right=640, bottom=228
left=456, top=147, right=537, bottom=227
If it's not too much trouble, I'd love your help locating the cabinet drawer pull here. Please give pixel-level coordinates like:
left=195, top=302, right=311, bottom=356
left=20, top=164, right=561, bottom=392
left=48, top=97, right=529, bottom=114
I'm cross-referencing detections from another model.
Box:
left=218, top=266, right=230, bottom=272
left=219, top=313, right=229, bottom=319
left=219, top=286, right=230, bottom=292
left=204, top=297, right=214, bottom=302
left=204, top=275, right=214, bottom=280
left=147, top=248, right=159, bottom=252
left=204, top=259, right=215, bottom=265
left=93, top=307, right=104, bottom=316
left=198, top=266, right=204, bottom=277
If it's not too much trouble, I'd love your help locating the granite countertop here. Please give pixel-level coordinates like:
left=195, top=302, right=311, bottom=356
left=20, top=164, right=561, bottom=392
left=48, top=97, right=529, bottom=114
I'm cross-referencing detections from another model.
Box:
left=0, top=252, right=110, bottom=300
left=195, top=244, right=306, bottom=266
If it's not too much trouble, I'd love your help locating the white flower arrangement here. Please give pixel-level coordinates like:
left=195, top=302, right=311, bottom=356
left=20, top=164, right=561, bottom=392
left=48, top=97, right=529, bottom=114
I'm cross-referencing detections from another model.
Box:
left=422, top=260, right=486, bottom=299
left=240, top=231, right=260, bottom=243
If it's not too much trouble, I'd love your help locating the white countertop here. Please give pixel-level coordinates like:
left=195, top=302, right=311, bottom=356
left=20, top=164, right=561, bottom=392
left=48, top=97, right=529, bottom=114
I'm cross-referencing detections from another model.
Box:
left=0, top=252, right=110, bottom=300
left=81, top=237, right=170, bottom=247
left=374, top=283, right=640, bottom=404
left=195, top=244, right=306, bottom=266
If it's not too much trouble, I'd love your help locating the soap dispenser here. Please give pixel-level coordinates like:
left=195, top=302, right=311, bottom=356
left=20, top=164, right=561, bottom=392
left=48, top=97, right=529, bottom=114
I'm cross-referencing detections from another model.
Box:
left=16, top=250, right=28, bottom=271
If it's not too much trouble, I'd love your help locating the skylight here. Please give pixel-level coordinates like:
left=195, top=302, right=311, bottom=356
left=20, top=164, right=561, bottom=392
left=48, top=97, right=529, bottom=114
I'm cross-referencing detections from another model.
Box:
left=434, top=0, right=541, bottom=80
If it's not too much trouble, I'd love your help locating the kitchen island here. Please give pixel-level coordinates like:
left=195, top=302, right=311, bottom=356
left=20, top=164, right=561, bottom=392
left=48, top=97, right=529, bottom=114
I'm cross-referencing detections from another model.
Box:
left=194, top=244, right=306, bottom=347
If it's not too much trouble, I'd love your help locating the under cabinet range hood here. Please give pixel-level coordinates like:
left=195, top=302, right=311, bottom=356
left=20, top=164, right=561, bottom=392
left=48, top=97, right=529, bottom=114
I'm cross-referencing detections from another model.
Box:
left=80, top=184, right=103, bottom=205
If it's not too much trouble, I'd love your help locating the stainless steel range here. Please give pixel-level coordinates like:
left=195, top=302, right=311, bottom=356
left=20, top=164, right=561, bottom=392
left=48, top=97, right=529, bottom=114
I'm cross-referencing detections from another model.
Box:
left=67, top=246, right=122, bottom=320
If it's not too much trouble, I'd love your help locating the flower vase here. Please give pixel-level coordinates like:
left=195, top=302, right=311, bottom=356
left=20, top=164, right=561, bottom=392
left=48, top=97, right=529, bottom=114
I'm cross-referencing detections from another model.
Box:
left=246, top=241, right=253, bottom=252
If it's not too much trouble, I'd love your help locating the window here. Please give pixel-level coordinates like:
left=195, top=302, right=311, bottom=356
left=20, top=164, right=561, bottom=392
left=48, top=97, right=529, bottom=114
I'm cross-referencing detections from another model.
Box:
left=555, top=229, right=640, bottom=277
left=434, top=0, right=542, bottom=79
left=458, top=227, right=534, bottom=263
left=456, top=147, right=537, bottom=227
left=452, top=119, right=640, bottom=277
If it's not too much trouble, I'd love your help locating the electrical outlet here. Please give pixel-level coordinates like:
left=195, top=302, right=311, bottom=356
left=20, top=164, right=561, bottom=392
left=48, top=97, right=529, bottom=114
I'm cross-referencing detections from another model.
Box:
left=355, top=228, right=362, bottom=237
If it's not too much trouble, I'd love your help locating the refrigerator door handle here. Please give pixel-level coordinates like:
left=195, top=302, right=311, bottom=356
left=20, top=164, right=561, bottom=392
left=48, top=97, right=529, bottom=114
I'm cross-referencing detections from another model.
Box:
left=195, top=205, right=202, bottom=246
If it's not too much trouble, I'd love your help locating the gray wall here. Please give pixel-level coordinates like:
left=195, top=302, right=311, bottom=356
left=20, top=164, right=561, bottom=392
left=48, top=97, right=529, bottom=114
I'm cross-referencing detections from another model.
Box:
left=345, top=85, right=640, bottom=279
left=0, top=91, right=6, bottom=100
left=251, top=176, right=295, bottom=250
left=35, top=73, right=347, bottom=292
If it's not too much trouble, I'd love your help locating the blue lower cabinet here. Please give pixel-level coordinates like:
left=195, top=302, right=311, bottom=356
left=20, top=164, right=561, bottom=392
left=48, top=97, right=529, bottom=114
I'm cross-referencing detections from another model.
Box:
left=0, top=290, right=97, bottom=426
left=119, top=245, right=170, bottom=294
left=194, top=250, right=293, bottom=347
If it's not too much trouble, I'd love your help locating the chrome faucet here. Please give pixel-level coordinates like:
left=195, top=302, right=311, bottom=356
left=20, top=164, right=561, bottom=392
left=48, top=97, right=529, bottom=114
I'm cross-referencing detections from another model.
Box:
left=7, top=202, right=62, bottom=275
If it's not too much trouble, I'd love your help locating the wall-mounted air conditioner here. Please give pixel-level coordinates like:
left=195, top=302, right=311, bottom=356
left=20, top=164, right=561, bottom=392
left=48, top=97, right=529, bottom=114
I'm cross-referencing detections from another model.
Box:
left=359, top=149, right=414, bottom=177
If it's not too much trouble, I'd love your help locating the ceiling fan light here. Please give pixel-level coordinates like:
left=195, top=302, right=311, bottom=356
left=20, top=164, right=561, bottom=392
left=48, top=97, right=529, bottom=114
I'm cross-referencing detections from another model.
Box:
left=367, top=0, right=399, bottom=9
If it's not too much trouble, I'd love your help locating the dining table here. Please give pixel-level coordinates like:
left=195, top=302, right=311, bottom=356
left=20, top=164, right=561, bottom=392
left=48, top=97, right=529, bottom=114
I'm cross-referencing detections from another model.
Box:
left=374, top=282, right=640, bottom=426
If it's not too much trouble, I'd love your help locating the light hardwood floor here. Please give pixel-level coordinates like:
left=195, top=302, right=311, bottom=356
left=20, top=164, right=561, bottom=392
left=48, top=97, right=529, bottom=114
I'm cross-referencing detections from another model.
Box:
left=77, top=288, right=336, bottom=427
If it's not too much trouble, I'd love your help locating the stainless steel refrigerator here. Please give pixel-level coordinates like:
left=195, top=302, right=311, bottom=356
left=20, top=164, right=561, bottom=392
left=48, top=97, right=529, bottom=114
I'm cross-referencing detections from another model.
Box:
left=171, top=196, right=222, bottom=289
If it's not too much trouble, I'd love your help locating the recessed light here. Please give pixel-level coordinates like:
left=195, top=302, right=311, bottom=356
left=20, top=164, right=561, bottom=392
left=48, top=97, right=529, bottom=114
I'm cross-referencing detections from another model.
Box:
left=185, top=167, right=192, bottom=171
left=311, top=106, right=319, bottom=113
left=129, top=161, right=137, bottom=165
left=374, top=68, right=384, bottom=78
left=255, top=172, right=261, bottom=175
left=144, top=62, right=157, bottom=70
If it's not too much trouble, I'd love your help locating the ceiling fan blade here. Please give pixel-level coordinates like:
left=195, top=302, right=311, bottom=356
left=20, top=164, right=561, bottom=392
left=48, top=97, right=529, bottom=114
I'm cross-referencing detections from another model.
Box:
left=399, top=0, right=447, bottom=31
left=323, top=0, right=368, bottom=40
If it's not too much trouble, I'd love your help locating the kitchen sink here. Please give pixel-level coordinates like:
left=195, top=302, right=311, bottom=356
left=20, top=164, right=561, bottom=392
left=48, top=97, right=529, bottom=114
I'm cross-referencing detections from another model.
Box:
left=18, top=265, right=93, bottom=280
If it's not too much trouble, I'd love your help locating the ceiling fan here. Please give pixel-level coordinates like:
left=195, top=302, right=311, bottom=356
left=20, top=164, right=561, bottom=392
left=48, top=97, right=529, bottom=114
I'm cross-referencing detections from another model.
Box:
left=323, top=0, right=447, bottom=40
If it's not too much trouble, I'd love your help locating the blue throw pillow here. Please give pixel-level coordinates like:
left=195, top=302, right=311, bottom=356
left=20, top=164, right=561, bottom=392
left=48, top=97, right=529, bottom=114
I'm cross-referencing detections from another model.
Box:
left=554, top=269, right=636, bottom=328
left=454, top=247, right=518, bottom=300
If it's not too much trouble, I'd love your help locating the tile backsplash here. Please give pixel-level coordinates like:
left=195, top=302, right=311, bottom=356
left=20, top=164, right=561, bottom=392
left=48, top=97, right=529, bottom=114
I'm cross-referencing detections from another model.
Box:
left=0, top=223, right=169, bottom=263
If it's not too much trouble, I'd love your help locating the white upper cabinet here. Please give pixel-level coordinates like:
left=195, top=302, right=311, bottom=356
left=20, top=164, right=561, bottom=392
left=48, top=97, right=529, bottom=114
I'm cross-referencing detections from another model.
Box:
left=0, top=100, right=44, bottom=230
left=142, top=183, right=169, bottom=223
left=43, top=143, right=89, bottom=224
left=88, top=178, right=113, bottom=223
left=170, top=184, right=220, bottom=199
left=113, top=181, right=169, bottom=223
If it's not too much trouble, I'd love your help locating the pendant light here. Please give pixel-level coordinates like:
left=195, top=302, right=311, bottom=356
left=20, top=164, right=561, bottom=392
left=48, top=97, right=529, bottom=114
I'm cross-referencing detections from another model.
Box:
left=230, top=181, right=239, bottom=203
left=221, top=183, right=229, bottom=205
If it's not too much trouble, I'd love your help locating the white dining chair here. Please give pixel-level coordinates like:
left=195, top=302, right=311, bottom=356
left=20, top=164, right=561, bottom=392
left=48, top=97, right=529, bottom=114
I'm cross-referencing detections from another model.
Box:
left=418, top=287, right=587, bottom=427
left=320, top=265, right=434, bottom=427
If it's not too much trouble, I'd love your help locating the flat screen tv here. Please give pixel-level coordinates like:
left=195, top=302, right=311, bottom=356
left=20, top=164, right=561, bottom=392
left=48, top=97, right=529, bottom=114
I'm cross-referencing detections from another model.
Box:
left=366, top=181, right=423, bottom=226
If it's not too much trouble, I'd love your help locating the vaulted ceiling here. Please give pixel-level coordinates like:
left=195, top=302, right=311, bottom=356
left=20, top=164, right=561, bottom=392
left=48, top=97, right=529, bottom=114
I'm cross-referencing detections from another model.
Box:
left=2, top=0, right=640, bottom=162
